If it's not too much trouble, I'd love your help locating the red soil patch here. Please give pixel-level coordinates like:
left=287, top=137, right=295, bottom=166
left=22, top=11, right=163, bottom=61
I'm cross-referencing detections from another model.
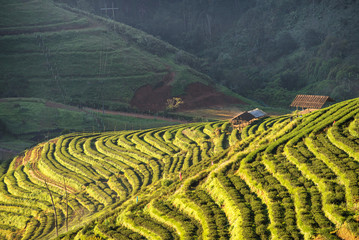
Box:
left=179, top=82, right=246, bottom=110
left=13, top=155, right=24, bottom=170
left=130, top=71, right=174, bottom=112
left=130, top=73, right=247, bottom=112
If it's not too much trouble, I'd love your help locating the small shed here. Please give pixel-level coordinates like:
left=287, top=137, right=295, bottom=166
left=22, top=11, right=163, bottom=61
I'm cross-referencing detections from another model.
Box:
left=231, top=108, right=267, bottom=128
left=290, top=95, right=334, bottom=109
left=231, top=111, right=255, bottom=125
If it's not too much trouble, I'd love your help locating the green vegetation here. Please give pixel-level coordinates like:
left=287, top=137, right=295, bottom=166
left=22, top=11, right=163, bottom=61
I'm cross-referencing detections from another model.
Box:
left=0, top=98, right=180, bottom=153
left=59, top=0, right=359, bottom=107
left=0, top=98, right=358, bottom=239
left=0, top=0, right=245, bottom=112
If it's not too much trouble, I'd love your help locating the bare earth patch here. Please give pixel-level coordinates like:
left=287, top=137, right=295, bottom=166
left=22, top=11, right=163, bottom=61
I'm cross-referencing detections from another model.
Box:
left=130, top=73, right=247, bottom=112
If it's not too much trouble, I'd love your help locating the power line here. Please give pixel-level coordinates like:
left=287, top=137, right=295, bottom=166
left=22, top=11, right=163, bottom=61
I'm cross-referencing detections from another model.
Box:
left=100, top=2, right=118, bottom=20
left=100, top=2, right=118, bottom=30
left=37, top=34, right=66, bottom=103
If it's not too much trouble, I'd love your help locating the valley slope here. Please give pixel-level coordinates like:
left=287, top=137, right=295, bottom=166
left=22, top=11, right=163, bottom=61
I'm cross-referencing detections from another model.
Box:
left=64, top=0, right=359, bottom=107
left=0, top=98, right=359, bottom=239
left=0, top=0, right=245, bottom=112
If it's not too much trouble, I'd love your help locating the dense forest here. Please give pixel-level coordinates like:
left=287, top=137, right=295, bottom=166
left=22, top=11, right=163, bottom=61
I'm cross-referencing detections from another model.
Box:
left=57, top=0, right=359, bottom=106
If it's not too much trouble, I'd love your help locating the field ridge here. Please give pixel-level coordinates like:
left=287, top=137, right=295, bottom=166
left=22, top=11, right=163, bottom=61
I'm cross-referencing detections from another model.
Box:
left=0, top=98, right=359, bottom=239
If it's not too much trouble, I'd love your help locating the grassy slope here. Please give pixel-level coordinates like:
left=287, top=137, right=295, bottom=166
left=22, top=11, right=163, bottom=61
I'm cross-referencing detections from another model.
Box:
left=77, top=0, right=359, bottom=108
left=0, top=98, right=358, bottom=239
left=0, top=0, right=243, bottom=111
left=0, top=98, right=180, bottom=153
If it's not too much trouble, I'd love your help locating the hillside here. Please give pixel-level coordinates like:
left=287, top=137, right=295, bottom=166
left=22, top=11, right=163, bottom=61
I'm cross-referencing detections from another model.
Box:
left=60, top=0, right=359, bottom=107
left=0, top=98, right=358, bottom=239
left=0, top=98, right=181, bottom=156
left=0, top=0, right=245, bottom=113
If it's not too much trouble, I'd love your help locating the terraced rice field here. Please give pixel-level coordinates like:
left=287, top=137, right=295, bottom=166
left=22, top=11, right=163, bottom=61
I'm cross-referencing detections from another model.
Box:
left=1, top=98, right=359, bottom=239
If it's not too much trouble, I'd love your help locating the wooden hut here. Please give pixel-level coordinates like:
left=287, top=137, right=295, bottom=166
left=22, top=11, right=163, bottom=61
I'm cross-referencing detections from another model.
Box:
left=231, top=108, right=267, bottom=129
left=290, top=95, right=334, bottom=110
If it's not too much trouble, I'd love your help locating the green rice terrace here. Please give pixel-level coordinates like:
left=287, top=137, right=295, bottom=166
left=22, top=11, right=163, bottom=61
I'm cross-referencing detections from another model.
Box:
left=0, top=98, right=359, bottom=240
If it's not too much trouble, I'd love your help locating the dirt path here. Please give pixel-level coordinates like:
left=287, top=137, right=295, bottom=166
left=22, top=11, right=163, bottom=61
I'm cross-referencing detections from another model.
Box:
left=83, top=107, right=187, bottom=123
left=44, top=100, right=187, bottom=123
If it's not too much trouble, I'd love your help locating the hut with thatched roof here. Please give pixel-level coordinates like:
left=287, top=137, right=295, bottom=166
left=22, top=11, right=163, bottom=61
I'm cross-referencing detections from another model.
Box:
left=290, top=95, right=334, bottom=110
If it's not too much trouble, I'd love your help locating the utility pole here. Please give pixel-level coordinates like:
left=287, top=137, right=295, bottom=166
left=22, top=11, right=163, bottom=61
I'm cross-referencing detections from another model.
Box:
left=63, top=177, right=68, bottom=232
left=45, top=180, right=58, bottom=237
left=37, top=35, right=66, bottom=103
left=100, top=2, right=118, bottom=21
left=98, top=2, right=117, bottom=125
left=101, top=2, right=118, bottom=30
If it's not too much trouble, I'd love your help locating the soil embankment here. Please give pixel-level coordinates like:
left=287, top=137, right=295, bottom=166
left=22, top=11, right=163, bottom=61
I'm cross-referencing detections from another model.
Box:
left=130, top=72, right=247, bottom=112
left=180, top=82, right=247, bottom=110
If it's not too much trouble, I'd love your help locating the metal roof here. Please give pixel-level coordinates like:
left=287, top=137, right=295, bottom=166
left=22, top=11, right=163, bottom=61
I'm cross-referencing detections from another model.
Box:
left=290, top=95, right=334, bottom=109
left=248, top=108, right=267, bottom=118
left=231, top=111, right=255, bottom=122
